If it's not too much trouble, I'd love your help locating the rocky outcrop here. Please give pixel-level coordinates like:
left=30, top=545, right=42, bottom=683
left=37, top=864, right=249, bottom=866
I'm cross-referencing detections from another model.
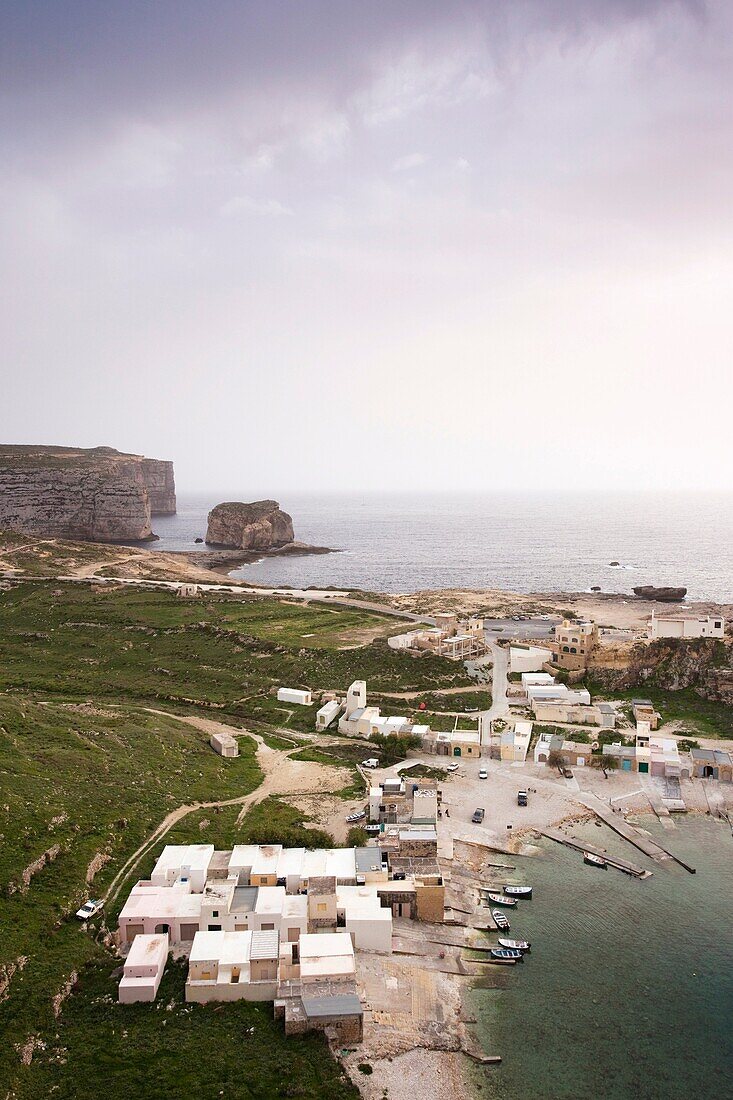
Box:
left=591, top=637, right=733, bottom=703
left=633, top=585, right=687, bottom=602
left=140, top=459, right=176, bottom=514
left=0, top=445, right=176, bottom=542
left=205, top=500, right=294, bottom=549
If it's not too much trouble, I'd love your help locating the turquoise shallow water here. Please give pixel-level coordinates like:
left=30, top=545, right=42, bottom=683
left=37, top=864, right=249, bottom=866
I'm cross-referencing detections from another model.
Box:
left=470, top=816, right=733, bottom=1100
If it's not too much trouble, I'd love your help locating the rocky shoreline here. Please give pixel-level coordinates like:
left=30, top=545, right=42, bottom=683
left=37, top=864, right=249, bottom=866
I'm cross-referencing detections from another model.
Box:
left=176, top=541, right=339, bottom=574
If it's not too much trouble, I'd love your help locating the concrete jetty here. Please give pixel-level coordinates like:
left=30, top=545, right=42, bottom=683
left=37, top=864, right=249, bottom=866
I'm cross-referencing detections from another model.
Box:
left=541, top=830, right=652, bottom=878
left=576, top=793, right=696, bottom=873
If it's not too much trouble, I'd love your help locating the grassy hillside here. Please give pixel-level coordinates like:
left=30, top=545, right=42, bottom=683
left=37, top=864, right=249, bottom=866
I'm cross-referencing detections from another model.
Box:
left=13, top=959, right=358, bottom=1100
left=0, top=699, right=261, bottom=1090
left=0, top=581, right=464, bottom=1096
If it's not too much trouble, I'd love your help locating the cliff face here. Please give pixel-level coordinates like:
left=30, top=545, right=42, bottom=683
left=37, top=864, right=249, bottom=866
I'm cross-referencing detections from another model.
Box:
left=205, top=500, right=294, bottom=549
left=140, top=459, right=176, bottom=515
left=591, top=637, right=733, bottom=704
left=0, top=445, right=176, bottom=542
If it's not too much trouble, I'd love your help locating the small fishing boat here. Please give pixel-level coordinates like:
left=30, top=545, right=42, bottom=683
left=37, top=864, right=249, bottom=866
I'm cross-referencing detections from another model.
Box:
left=485, top=892, right=517, bottom=907
left=498, top=938, right=531, bottom=952
left=503, top=885, right=533, bottom=899
left=490, top=948, right=523, bottom=961
left=491, top=910, right=510, bottom=930
left=584, top=851, right=608, bottom=868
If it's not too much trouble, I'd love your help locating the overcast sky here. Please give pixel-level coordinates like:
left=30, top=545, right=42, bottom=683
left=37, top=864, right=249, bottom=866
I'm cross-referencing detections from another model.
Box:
left=1, top=0, right=732, bottom=494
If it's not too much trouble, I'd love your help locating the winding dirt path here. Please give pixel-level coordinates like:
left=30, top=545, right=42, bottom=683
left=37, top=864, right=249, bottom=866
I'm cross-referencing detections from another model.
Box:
left=102, top=714, right=354, bottom=909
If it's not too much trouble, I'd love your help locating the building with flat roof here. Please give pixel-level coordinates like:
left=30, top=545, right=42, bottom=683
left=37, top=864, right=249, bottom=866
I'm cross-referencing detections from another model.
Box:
left=119, top=933, right=168, bottom=1004
left=649, top=613, right=725, bottom=640
left=552, top=619, right=598, bottom=671
left=297, top=932, right=356, bottom=982
left=510, top=645, right=553, bottom=674
left=499, top=721, right=532, bottom=763
left=118, top=881, right=203, bottom=944
left=691, top=748, right=733, bottom=781
left=210, top=731, right=239, bottom=758
left=186, top=929, right=280, bottom=1003
left=150, top=844, right=214, bottom=892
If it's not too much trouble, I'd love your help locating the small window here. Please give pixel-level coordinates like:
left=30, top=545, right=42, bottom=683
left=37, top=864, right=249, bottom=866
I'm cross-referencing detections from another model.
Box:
left=212, top=910, right=219, bottom=918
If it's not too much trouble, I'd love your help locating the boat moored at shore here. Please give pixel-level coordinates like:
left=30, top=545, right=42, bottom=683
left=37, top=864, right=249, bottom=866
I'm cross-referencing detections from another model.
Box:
left=491, top=948, right=524, bottom=961
left=503, top=885, right=533, bottom=899
left=484, top=892, right=518, bottom=907
left=492, top=910, right=510, bottom=929
left=498, top=938, right=531, bottom=952
left=584, top=852, right=608, bottom=869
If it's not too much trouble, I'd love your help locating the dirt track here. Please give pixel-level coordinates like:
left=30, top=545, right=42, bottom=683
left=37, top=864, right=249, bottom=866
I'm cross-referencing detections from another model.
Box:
left=102, top=714, right=355, bottom=908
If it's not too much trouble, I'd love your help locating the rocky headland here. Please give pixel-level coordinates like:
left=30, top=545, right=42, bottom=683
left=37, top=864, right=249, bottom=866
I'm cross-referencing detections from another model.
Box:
left=0, top=445, right=176, bottom=543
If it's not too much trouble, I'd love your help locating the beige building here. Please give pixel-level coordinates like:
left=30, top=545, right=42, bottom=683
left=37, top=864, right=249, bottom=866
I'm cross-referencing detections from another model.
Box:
left=210, top=731, right=239, bottom=758
left=552, top=619, right=598, bottom=671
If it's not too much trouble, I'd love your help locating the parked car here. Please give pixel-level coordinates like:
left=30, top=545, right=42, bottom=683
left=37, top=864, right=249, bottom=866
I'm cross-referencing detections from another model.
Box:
left=464, top=706, right=479, bottom=713
left=361, top=758, right=379, bottom=769
left=75, top=899, right=103, bottom=921
left=478, top=768, right=488, bottom=779
left=472, top=808, right=486, bottom=824
left=446, top=762, right=460, bottom=772
left=517, top=790, right=528, bottom=807
left=346, top=811, right=366, bottom=823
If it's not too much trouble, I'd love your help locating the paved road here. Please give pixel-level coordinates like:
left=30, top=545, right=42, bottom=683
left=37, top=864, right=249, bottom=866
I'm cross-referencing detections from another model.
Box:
left=475, top=642, right=510, bottom=747
left=483, top=617, right=559, bottom=642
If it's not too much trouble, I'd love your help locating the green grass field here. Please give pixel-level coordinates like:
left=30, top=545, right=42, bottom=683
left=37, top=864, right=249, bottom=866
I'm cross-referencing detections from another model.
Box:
left=0, top=584, right=473, bottom=714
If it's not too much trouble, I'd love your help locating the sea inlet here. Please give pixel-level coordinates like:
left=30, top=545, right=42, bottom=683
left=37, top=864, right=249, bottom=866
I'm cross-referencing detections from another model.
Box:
left=468, top=815, right=733, bottom=1099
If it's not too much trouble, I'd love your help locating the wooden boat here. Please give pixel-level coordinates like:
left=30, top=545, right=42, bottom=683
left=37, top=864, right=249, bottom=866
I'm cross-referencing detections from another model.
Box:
left=498, top=938, right=531, bottom=952
left=491, top=910, right=510, bottom=930
left=485, top=892, right=517, bottom=907
left=584, top=851, right=608, bottom=868
left=490, top=948, right=523, bottom=961
left=503, top=885, right=533, bottom=899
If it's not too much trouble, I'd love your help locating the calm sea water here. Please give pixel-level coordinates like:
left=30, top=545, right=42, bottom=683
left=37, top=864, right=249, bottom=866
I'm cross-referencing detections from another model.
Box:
left=469, top=816, right=733, bottom=1100
left=150, top=492, right=733, bottom=600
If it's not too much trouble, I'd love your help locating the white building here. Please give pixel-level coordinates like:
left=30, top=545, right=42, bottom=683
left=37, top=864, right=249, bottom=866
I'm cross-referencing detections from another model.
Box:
left=119, top=933, right=168, bottom=1003
left=336, top=886, right=393, bottom=952
left=316, top=699, right=343, bottom=730
left=210, top=731, right=239, bottom=758
left=649, top=613, right=725, bottom=640
left=277, top=687, right=313, bottom=706
left=510, top=645, right=553, bottom=674
left=151, top=844, right=214, bottom=892
left=186, top=929, right=280, bottom=1003
left=118, top=881, right=203, bottom=944
left=298, top=932, right=356, bottom=984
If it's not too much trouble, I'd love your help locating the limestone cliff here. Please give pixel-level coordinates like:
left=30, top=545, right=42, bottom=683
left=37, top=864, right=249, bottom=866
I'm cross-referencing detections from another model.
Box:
left=205, top=500, right=294, bottom=550
left=590, top=637, right=733, bottom=705
left=0, top=445, right=176, bottom=542
left=140, top=459, right=176, bottom=515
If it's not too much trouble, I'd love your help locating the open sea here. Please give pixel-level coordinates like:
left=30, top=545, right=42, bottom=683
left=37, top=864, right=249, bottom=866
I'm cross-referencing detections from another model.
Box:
left=150, top=491, right=733, bottom=601
left=469, top=815, right=733, bottom=1100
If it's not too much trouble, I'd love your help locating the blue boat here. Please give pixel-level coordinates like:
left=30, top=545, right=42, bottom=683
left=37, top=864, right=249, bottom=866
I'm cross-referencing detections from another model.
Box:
left=490, top=948, right=523, bottom=961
